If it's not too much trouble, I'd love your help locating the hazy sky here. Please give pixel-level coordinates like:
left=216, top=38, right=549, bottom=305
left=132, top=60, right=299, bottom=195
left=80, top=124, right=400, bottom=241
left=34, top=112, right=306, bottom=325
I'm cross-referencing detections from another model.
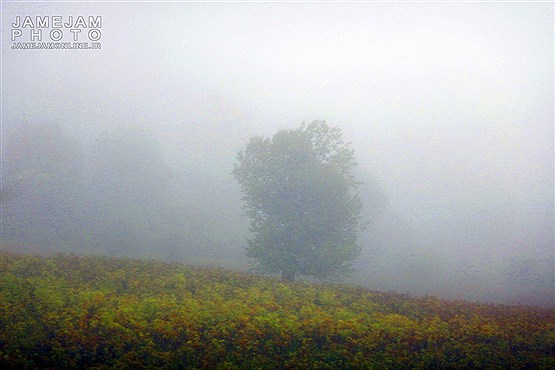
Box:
left=4, top=2, right=552, bottom=195
left=2, top=2, right=553, bottom=302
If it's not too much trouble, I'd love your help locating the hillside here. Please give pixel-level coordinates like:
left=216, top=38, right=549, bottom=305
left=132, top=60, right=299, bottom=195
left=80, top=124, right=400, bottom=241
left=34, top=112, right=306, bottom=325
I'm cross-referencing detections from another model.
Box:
left=1, top=252, right=553, bottom=369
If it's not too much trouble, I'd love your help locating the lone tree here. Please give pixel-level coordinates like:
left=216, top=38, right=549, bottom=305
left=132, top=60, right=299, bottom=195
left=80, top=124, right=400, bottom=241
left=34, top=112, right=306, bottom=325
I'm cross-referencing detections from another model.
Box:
left=233, top=121, right=364, bottom=282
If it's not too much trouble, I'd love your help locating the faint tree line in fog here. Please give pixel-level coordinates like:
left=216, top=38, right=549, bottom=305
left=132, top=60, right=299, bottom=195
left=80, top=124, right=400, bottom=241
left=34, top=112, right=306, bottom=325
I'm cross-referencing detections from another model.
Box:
left=2, top=121, right=241, bottom=261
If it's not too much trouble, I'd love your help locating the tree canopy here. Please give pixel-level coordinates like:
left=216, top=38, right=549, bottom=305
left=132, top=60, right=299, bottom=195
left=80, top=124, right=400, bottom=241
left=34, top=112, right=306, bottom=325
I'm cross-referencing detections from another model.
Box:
left=233, top=121, right=364, bottom=282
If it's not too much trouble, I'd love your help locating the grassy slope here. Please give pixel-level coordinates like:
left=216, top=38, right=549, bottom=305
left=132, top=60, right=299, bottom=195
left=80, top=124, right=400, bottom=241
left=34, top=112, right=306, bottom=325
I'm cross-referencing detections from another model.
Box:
left=1, top=252, right=554, bottom=369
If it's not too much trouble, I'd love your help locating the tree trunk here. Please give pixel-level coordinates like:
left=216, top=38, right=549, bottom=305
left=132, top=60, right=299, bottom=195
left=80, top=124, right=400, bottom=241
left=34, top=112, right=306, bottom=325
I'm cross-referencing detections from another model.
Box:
left=281, top=270, right=295, bottom=282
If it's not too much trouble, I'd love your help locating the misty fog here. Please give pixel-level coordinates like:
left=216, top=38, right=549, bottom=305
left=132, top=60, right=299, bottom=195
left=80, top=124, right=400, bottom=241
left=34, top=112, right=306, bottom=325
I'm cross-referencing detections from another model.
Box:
left=2, top=2, right=553, bottom=306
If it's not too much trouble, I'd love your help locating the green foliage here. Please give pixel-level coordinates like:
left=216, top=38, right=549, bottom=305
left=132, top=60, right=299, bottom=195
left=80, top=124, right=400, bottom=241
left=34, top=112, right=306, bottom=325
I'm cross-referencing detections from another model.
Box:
left=233, top=121, right=364, bottom=282
left=1, top=252, right=554, bottom=369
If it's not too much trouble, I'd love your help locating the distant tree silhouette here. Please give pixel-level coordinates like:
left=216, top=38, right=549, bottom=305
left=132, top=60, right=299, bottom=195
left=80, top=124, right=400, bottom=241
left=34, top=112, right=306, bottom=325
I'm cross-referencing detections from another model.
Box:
left=1, top=121, right=84, bottom=247
left=233, top=121, right=364, bottom=282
